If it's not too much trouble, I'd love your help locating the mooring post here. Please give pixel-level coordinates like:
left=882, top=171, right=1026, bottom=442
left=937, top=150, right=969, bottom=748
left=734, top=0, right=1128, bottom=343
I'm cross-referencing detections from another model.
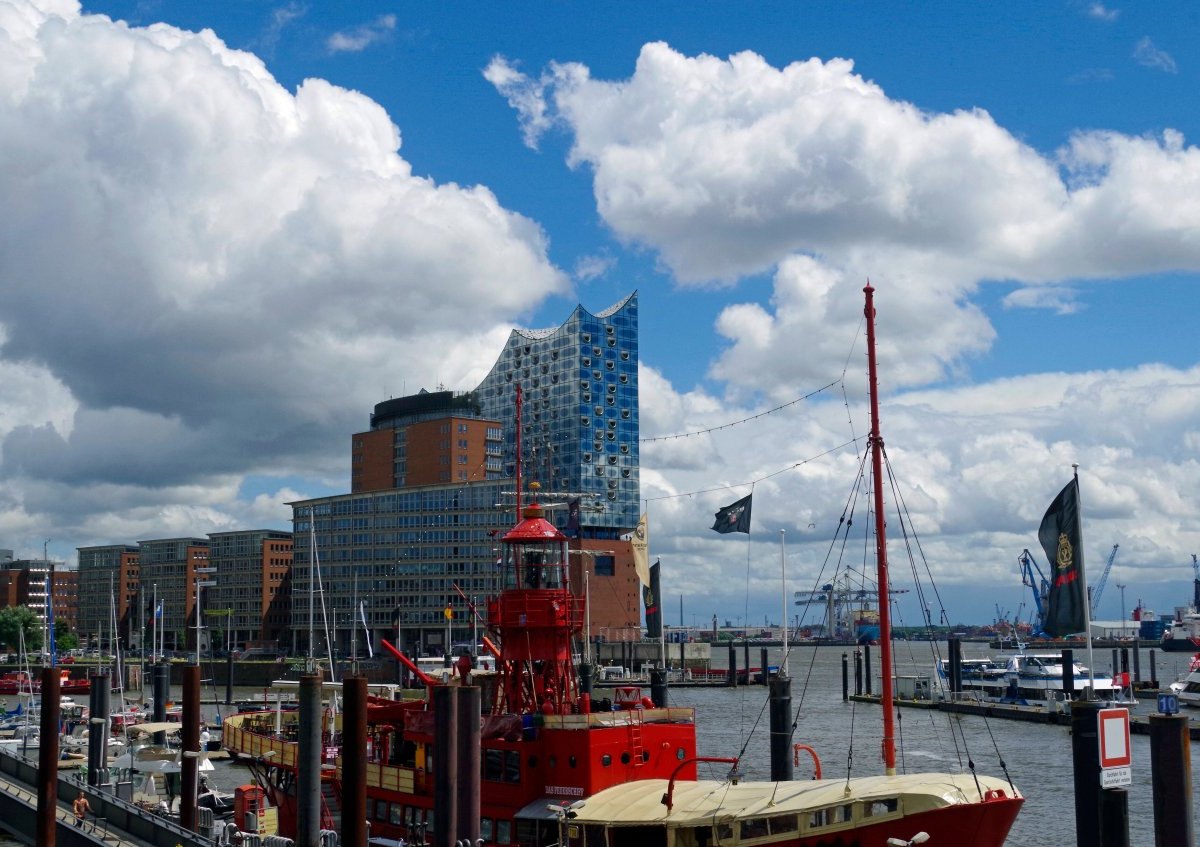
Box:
left=1131, top=645, right=1141, bottom=685
left=948, top=638, right=962, bottom=697
left=432, top=686, right=459, bottom=847
left=152, top=661, right=170, bottom=745
left=1149, top=712, right=1194, bottom=846
left=225, top=652, right=234, bottom=705
left=456, top=686, right=481, bottom=846
left=36, top=667, right=60, bottom=847
left=743, top=640, right=751, bottom=686
left=863, top=643, right=872, bottom=696
left=854, top=649, right=863, bottom=696
left=180, top=664, right=200, bottom=831
left=768, top=675, right=793, bottom=782
left=1070, top=700, right=1107, bottom=846
left=87, top=667, right=111, bottom=786
left=342, top=676, right=368, bottom=847
left=728, top=642, right=737, bottom=687
left=1062, top=648, right=1075, bottom=699
left=650, top=667, right=668, bottom=707
left=760, top=647, right=769, bottom=685
left=1149, top=649, right=1157, bottom=688
left=841, top=653, right=849, bottom=702
left=297, top=674, right=323, bottom=847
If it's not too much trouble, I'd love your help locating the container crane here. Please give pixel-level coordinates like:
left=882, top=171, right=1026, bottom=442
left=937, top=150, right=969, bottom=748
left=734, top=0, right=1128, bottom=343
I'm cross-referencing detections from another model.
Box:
left=1017, top=549, right=1049, bottom=636
left=1088, top=543, right=1119, bottom=616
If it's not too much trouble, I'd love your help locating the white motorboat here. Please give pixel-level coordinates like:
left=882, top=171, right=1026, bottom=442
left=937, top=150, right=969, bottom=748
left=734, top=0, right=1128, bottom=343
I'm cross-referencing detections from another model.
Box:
left=1000, top=653, right=1133, bottom=706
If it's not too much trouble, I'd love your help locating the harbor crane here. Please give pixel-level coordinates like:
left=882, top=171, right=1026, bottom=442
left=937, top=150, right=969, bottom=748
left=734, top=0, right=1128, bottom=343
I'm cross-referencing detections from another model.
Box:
left=1088, top=544, right=1119, bottom=617
left=1018, top=549, right=1050, bottom=636
left=794, top=572, right=908, bottom=642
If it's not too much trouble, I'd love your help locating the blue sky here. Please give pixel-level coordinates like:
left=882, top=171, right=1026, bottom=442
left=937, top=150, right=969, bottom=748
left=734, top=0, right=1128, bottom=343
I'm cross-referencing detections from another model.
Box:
left=1, top=1, right=1198, bottom=628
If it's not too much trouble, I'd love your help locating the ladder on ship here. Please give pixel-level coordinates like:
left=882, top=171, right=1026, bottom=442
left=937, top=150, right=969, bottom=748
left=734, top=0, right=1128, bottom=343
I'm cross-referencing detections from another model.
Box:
left=320, top=780, right=342, bottom=830
left=627, top=712, right=645, bottom=767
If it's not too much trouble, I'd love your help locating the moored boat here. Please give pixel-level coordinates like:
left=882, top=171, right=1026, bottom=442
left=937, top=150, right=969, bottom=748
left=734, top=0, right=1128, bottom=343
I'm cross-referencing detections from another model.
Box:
left=1169, top=652, right=1200, bottom=708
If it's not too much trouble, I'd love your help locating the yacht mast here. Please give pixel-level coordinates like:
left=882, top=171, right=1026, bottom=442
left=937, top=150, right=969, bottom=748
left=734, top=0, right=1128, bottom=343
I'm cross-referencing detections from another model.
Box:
left=864, top=283, right=896, bottom=775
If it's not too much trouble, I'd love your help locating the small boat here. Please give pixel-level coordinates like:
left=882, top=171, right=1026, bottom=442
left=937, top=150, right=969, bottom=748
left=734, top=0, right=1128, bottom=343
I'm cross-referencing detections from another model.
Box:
left=1169, top=653, right=1200, bottom=708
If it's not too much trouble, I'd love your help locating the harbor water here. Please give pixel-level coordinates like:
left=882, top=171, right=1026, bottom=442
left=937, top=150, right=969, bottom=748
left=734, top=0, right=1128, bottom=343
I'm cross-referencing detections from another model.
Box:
left=187, top=642, right=1198, bottom=847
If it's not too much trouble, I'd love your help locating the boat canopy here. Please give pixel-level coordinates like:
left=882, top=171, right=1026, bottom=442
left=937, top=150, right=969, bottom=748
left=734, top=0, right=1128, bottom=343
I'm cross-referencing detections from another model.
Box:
left=566, top=774, right=1020, bottom=826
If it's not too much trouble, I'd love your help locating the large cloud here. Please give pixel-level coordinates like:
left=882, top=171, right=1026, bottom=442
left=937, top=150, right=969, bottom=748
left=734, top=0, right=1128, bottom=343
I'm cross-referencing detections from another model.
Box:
left=490, top=43, right=1200, bottom=397
left=0, top=1, right=566, bottom=552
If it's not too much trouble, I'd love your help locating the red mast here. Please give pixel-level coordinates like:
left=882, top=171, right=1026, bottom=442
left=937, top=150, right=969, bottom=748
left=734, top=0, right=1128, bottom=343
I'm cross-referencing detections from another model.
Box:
left=864, top=283, right=896, bottom=775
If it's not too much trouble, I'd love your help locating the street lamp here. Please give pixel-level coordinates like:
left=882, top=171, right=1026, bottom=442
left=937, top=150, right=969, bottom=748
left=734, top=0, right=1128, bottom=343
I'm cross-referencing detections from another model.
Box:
left=194, top=567, right=217, bottom=664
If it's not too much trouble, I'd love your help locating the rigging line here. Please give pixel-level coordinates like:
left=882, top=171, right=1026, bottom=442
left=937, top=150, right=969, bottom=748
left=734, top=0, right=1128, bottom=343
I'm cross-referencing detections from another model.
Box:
left=643, top=438, right=861, bottom=504
left=640, top=381, right=841, bottom=444
left=789, top=453, right=870, bottom=743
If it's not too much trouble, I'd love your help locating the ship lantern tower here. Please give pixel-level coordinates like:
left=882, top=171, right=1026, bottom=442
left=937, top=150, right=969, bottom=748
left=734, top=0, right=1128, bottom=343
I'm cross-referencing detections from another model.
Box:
left=487, top=482, right=584, bottom=716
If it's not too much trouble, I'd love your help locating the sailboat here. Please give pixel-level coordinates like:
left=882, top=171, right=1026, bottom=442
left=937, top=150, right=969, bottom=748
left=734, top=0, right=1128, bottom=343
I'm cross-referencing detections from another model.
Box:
left=559, top=285, right=1024, bottom=846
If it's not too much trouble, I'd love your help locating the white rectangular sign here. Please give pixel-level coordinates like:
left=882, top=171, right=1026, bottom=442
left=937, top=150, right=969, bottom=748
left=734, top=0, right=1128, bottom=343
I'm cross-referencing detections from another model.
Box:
left=1101, top=766, right=1132, bottom=788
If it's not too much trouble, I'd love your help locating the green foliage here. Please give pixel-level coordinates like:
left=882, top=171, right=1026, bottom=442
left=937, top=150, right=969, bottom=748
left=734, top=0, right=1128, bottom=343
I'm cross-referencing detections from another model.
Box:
left=0, top=606, right=43, bottom=652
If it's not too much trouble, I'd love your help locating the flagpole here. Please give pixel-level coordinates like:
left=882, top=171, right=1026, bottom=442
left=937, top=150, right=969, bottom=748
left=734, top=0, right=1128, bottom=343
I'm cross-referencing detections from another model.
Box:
left=1075, top=464, right=1098, bottom=697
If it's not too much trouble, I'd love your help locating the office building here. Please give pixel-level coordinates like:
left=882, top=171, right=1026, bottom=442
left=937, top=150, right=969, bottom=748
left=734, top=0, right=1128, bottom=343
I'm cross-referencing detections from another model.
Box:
left=76, top=545, right=139, bottom=649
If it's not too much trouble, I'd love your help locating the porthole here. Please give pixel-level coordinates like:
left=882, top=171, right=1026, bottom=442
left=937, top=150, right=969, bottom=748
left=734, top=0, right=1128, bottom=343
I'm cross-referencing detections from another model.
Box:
left=676, top=748, right=686, bottom=761
left=548, top=755, right=556, bottom=768
left=601, top=754, right=612, bottom=767
left=620, top=752, right=631, bottom=765
left=568, top=755, right=577, bottom=768
left=642, top=751, right=650, bottom=762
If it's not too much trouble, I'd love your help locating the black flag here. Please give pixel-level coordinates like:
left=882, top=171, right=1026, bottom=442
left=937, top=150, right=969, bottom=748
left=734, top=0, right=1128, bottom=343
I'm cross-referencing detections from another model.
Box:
left=712, top=494, right=752, bottom=534
left=644, top=559, right=662, bottom=638
left=1038, top=478, right=1088, bottom=637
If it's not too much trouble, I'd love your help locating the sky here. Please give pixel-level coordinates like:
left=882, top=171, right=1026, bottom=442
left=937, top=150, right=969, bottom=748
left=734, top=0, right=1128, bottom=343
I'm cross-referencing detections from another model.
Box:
left=1, top=0, right=1198, bottom=630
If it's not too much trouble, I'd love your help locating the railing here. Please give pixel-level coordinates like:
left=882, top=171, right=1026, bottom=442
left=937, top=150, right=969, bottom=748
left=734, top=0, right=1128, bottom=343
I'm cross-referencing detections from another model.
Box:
left=223, top=714, right=300, bottom=768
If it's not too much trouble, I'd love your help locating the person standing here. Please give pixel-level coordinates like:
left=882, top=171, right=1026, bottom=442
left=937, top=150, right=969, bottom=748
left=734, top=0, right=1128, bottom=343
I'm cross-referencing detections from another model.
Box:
left=73, top=791, right=92, bottom=827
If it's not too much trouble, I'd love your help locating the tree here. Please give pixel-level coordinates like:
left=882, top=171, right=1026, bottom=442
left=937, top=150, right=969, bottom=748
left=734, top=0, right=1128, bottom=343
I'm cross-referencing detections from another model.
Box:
left=0, top=606, right=43, bottom=653
left=55, top=619, right=79, bottom=651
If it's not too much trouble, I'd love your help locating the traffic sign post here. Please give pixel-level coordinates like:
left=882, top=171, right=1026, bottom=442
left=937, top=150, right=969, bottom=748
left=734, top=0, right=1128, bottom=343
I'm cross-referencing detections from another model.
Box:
left=1098, top=707, right=1132, bottom=785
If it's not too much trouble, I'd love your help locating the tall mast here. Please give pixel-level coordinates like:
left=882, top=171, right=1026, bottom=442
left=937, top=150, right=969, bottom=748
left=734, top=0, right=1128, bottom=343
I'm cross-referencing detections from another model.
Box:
left=863, top=283, right=896, bottom=775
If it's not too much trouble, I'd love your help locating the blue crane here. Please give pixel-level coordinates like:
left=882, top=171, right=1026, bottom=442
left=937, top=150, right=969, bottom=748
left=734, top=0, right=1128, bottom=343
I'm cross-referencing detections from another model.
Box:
left=1017, top=549, right=1050, bottom=636
left=1088, top=543, right=1119, bottom=616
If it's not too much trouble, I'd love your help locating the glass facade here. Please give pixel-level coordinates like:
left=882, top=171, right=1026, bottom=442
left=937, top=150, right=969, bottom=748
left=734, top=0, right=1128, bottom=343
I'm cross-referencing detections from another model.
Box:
left=472, top=292, right=640, bottom=535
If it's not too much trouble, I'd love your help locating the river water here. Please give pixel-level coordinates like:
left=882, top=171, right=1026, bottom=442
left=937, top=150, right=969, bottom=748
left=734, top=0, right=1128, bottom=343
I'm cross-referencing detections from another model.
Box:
left=192, top=642, right=1199, bottom=847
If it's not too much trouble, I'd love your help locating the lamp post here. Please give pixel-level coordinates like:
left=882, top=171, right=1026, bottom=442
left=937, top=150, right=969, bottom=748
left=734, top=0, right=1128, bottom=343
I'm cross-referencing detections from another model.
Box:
left=194, top=567, right=217, bottom=664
